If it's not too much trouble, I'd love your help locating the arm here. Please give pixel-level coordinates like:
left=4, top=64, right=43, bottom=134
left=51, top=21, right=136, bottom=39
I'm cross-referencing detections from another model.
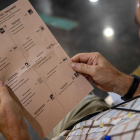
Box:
left=0, top=81, right=31, bottom=140
left=113, top=73, right=140, bottom=97
left=71, top=52, right=140, bottom=97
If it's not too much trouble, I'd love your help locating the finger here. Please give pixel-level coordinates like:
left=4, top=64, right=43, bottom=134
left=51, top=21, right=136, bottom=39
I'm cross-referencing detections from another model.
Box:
left=0, top=82, right=12, bottom=100
left=0, top=81, right=5, bottom=98
left=0, top=81, right=4, bottom=101
left=71, top=53, right=91, bottom=63
left=0, top=81, right=4, bottom=87
left=71, top=63, right=94, bottom=76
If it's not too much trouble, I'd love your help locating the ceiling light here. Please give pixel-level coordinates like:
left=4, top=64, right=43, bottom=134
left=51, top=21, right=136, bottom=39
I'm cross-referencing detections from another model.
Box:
left=103, top=28, right=114, bottom=37
left=89, top=0, right=99, bottom=3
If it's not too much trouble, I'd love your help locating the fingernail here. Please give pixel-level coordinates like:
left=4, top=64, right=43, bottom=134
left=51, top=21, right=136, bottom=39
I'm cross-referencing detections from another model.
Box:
left=0, top=81, right=4, bottom=86
left=71, top=63, right=77, bottom=70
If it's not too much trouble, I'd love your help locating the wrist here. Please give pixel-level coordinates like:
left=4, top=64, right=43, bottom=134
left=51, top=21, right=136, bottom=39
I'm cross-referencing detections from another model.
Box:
left=113, top=73, right=134, bottom=96
left=2, top=130, right=31, bottom=140
left=1, top=123, right=31, bottom=140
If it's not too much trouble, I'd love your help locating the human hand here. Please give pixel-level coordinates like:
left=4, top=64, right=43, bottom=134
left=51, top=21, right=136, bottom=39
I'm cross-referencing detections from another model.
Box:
left=0, top=81, right=31, bottom=140
left=71, top=53, right=133, bottom=96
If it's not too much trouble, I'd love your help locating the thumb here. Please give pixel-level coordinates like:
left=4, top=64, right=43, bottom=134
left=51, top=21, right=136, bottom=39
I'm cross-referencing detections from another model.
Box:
left=71, top=63, right=94, bottom=76
left=0, top=81, right=12, bottom=100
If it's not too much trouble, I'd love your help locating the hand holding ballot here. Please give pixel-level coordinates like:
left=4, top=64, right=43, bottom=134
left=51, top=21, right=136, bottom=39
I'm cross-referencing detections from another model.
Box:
left=0, top=81, right=31, bottom=140
left=71, top=52, right=133, bottom=96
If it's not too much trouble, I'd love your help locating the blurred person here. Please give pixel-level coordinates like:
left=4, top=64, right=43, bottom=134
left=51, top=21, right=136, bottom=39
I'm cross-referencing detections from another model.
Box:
left=1, top=1, right=140, bottom=140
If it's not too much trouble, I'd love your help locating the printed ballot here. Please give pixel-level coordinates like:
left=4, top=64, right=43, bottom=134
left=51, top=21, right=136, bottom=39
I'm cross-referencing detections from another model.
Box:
left=0, top=0, right=93, bottom=139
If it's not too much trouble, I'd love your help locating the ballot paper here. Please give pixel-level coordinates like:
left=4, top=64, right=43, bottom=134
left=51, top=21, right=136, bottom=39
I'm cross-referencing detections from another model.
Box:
left=0, top=0, right=93, bottom=139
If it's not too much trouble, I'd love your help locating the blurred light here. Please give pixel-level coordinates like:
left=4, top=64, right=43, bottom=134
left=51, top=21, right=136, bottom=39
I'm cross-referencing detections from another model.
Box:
left=103, top=28, right=114, bottom=37
left=89, top=0, right=98, bottom=2
left=137, top=3, right=140, bottom=8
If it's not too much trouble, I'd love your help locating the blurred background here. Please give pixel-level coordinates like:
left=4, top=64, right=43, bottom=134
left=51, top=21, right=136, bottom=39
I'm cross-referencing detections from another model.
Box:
left=0, top=0, right=140, bottom=139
